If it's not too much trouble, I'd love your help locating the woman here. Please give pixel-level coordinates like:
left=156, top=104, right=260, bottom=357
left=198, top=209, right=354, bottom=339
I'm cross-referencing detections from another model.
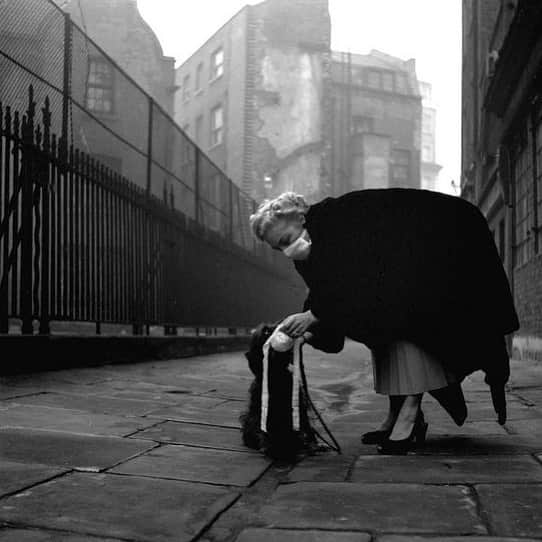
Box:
left=249, top=189, right=519, bottom=454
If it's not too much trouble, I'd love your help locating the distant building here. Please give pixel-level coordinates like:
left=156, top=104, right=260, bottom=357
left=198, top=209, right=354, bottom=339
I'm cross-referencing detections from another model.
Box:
left=174, top=0, right=331, bottom=204
left=63, top=0, right=176, bottom=193
left=419, top=81, right=442, bottom=191
left=329, top=50, right=423, bottom=195
left=461, top=0, right=542, bottom=361
left=174, top=0, right=430, bottom=202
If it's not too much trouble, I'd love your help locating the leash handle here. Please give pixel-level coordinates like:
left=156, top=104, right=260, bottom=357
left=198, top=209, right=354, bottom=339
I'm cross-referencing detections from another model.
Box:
left=299, top=344, right=342, bottom=454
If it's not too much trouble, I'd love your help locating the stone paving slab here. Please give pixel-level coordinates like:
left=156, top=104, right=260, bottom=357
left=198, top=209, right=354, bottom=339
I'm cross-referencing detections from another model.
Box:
left=463, top=391, right=523, bottom=403
left=336, top=419, right=510, bottom=438
left=0, top=404, right=153, bottom=436
left=350, top=455, right=542, bottom=483
left=287, top=454, right=354, bottom=482
left=0, top=528, right=123, bottom=541
left=258, top=482, right=485, bottom=534
left=511, top=388, right=542, bottom=405
left=84, top=382, right=197, bottom=403
left=376, top=536, right=542, bottom=542
left=147, top=398, right=241, bottom=428
left=0, top=472, right=239, bottom=542
left=235, top=529, right=371, bottom=542
left=464, top=404, right=542, bottom=421
left=0, top=428, right=156, bottom=470
left=475, top=483, right=542, bottom=538
left=110, top=444, right=270, bottom=486
left=4, top=392, right=170, bottom=416
left=0, top=388, right=44, bottom=401
left=132, top=420, right=250, bottom=452
left=426, top=420, right=509, bottom=436
left=419, top=434, right=542, bottom=455
left=503, top=418, right=542, bottom=436
left=62, top=372, right=226, bottom=399
left=0, top=460, right=67, bottom=497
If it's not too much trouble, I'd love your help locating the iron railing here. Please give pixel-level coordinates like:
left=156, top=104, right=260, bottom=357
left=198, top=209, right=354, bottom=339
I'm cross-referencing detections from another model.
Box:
left=0, top=0, right=268, bottom=254
left=0, top=87, right=305, bottom=334
left=0, top=0, right=306, bottom=334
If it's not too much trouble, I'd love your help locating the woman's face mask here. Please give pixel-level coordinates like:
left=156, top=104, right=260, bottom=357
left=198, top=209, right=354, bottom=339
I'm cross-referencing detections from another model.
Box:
left=282, top=229, right=311, bottom=260
left=265, top=219, right=312, bottom=260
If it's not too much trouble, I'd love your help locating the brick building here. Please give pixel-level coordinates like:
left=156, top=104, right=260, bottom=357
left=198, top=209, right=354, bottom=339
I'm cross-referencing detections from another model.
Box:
left=419, top=81, right=442, bottom=191
left=63, top=0, right=176, bottom=194
left=330, top=50, right=422, bottom=195
left=461, top=0, right=542, bottom=360
left=175, top=0, right=331, bottom=204
left=175, top=0, right=431, bottom=202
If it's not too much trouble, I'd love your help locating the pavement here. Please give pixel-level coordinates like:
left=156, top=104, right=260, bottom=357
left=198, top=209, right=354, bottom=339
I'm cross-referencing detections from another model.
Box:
left=0, top=338, right=542, bottom=542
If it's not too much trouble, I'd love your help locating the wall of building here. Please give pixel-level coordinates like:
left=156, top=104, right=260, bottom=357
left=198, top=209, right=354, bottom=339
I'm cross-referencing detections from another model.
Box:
left=330, top=51, right=422, bottom=194
left=60, top=0, right=175, bottom=196
left=66, top=0, right=175, bottom=113
left=420, top=81, right=442, bottom=191
left=461, top=0, right=542, bottom=361
left=246, top=0, right=331, bottom=203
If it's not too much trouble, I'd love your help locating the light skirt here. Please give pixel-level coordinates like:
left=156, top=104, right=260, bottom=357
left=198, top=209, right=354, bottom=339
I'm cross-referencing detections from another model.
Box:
left=372, top=340, right=455, bottom=396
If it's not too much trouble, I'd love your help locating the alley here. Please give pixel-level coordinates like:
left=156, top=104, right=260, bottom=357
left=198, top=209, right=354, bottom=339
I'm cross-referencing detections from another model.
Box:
left=1, top=340, right=542, bottom=541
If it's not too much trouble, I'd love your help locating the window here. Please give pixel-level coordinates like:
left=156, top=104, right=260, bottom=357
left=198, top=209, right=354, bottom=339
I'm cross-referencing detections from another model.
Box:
left=210, top=48, right=224, bottom=80
left=422, top=144, right=433, bottom=163
left=382, top=72, right=394, bottom=91
left=367, top=70, right=381, bottom=89
left=86, top=58, right=114, bottom=113
left=499, top=219, right=506, bottom=262
left=182, top=74, right=190, bottom=101
left=391, top=149, right=410, bottom=185
left=353, top=115, right=373, bottom=134
left=195, top=62, right=204, bottom=92
left=513, top=122, right=533, bottom=267
left=195, top=115, right=203, bottom=145
left=422, top=110, right=433, bottom=134
left=210, top=105, right=223, bottom=146
left=395, top=73, right=408, bottom=94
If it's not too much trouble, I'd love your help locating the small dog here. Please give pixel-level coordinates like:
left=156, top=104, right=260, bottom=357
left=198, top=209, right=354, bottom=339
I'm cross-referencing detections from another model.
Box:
left=240, top=320, right=345, bottom=461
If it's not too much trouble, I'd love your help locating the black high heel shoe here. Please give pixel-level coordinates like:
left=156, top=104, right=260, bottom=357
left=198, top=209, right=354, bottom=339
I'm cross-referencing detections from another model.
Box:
left=361, top=428, right=391, bottom=445
left=376, top=412, right=428, bottom=455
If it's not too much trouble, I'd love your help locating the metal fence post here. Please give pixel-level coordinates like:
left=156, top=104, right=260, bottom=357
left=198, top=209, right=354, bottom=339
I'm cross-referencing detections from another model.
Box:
left=61, top=12, right=72, bottom=162
left=229, top=180, right=233, bottom=241
left=194, top=147, right=200, bottom=224
left=21, top=89, right=36, bottom=334
left=146, top=97, right=154, bottom=197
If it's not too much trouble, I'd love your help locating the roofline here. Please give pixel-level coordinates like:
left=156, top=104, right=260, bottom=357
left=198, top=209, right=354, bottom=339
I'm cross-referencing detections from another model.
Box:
left=175, top=4, right=251, bottom=70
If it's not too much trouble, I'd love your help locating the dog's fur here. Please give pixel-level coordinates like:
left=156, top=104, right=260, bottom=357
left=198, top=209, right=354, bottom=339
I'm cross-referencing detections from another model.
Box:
left=239, top=322, right=318, bottom=461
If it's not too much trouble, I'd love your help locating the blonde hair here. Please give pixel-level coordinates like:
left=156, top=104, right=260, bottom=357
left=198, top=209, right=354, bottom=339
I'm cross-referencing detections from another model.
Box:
left=249, top=191, right=309, bottom=241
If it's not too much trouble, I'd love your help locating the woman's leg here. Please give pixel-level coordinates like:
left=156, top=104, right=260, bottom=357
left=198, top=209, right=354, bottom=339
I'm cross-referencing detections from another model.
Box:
left=378, top=395, right=405, bottom=431
left=388, top=393, right=423, bottom=441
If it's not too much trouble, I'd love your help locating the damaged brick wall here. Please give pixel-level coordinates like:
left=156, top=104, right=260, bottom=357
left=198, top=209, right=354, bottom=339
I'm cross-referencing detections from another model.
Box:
left=245, top=0, right=331, bottom=203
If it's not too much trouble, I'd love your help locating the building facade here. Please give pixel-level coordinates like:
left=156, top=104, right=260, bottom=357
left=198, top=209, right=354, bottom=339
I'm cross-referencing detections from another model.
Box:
left=419, top=81, right=442, bottom=191
left=329, top=50, right=423, bottom=195
left=175, top=0, right=331, bottom=204
left=461, top=0, right=542, bottom=360
left=175, top=1, right=432, bottom=202
left=64, top=0, right=176, bottom=194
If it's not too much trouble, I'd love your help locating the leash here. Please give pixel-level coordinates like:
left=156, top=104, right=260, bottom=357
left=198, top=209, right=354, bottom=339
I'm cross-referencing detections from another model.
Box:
left=298, top=342, right=342, bottom=454
left=260, top=331, right=342, bottom=455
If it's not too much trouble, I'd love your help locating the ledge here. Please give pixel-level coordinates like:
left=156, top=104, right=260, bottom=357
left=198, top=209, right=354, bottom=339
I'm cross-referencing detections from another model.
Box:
left=0, top=334, right=251, bottom=375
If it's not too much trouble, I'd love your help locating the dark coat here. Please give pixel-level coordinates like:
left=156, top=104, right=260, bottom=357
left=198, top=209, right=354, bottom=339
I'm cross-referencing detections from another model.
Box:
left=295, top=188, right=519, bottom=389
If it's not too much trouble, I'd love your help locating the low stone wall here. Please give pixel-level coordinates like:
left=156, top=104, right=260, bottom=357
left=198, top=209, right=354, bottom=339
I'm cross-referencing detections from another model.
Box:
left=0, top=334, right=251, bottom=375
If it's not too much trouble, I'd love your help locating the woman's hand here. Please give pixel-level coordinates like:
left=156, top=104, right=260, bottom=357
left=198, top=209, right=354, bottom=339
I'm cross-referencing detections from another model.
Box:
left=280, top=310, right=318, bottom=338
